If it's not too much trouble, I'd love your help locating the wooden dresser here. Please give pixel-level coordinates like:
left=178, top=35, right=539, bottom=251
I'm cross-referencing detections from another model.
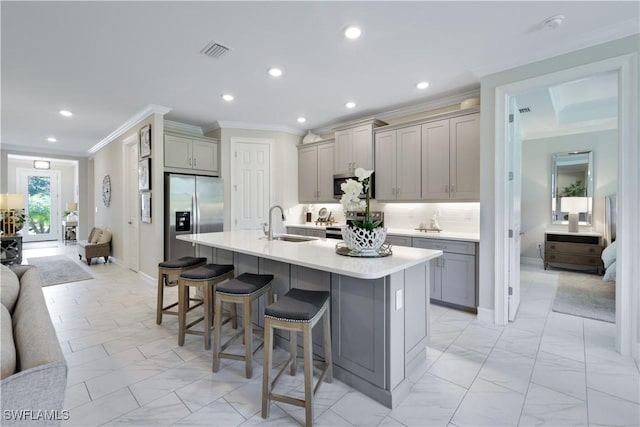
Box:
left=544, top=231, right=604, bottom=274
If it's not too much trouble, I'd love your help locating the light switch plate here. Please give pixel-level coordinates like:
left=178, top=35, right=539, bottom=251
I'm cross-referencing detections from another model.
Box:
left=396, top=289, right=403, bottom=310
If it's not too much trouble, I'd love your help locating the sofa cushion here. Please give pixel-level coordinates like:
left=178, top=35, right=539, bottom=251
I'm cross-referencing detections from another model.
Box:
left=0, top=264, right=20, bottom=313
left=90, top=227, right=102, bottom=243
left=97, top=228, right=112, bottom=244
left=0, top=304, right=16, bottom=379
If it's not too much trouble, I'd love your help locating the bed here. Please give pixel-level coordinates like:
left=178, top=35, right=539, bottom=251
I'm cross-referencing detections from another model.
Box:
left=602, top=194, right=617, bottom=282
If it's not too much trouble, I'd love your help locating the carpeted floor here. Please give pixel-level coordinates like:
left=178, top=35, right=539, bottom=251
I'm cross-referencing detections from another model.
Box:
left=552, top=271, right=615, bottom=323
left=25, top=254, right=93, bottom=286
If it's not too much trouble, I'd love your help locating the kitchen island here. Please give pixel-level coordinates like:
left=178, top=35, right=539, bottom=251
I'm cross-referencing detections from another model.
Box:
left=177, top=230, right=442, bottom=408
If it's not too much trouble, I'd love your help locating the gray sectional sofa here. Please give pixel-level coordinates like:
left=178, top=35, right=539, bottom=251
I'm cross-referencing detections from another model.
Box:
left=1, top=264, right=68, bottom=426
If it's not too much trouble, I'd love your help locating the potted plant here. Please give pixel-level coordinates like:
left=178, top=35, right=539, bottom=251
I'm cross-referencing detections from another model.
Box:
left=340, top=168, right=386, bottom=254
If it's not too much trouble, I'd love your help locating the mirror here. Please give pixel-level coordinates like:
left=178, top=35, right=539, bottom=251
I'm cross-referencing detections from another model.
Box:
left=551, top=151, right=593, bottom=225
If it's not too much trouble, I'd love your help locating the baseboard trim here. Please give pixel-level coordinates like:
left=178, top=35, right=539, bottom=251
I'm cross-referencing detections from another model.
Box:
left=476, top=307, right=494, bottom=324
left=138, top=270, right=155, bottom=284
left=521, top=256, right=543, bottom=266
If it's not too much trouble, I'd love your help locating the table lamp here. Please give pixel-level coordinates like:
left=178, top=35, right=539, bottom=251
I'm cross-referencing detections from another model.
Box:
left=561, top=197, right=588, bottom=233
left=0, top=194, right=25, bottom=236
left=65, top=202, right=78, bottom=221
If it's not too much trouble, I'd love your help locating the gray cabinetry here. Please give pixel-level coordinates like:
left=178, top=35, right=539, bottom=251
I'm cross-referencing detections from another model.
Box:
left=385, top=235, right=412, bottom=247
left=375, top=125, right=421, bottom=201
left=298, top=140, right=334, bottom=202
left=164, top=133, right=219, bottom=175
left=412, top=237, right=477, bottom=311
left=286, top=226, right=326, bottom=238
left=334, top=119, right=386, bottom=175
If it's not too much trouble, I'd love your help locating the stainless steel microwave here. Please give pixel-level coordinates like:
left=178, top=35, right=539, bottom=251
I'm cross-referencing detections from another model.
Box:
left=333, top=173, right=375, bottom=199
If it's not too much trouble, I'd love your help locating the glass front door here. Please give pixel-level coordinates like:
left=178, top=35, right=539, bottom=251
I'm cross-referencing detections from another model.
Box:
left=17, top=169, right=60, bottom=242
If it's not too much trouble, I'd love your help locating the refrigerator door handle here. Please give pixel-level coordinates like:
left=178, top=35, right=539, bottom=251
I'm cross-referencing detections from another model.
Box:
left=194, top=192, right=201, bottom=234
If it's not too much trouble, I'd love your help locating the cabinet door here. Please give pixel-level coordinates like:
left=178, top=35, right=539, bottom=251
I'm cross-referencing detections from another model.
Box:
left=352, top=124, right=374, bottom=170
left=385, top=235, right=411, bottom=247
left=450, top=113, right=480, bottom=200
left=306, top=228, right=326, bottom=238
left=334, top=128, right=353, bottom=174
left=298, top=145, right=319, bottom=202
left=421, top=120, right=450, bottom=200
left=192, top=140, right=218, bottom=173
left=396, top=125, right=422, bottom=200
left=374, top=130, right=397, bottom=200
left=286, top=227, right=308, bottom=236
left=441, top=252, right=476, bottom=308
left=164, top=135, right=192, bottom=169
left=430, top=259, right=442, bottom=300
left=316, top=142, right=335, bottom=201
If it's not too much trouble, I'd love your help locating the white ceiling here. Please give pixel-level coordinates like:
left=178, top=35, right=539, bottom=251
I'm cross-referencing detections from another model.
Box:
left=1, top=1, right=638, bottom=157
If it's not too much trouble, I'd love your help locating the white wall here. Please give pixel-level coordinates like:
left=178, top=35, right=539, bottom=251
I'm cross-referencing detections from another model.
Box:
left=521, top=130, right=618, bottom=258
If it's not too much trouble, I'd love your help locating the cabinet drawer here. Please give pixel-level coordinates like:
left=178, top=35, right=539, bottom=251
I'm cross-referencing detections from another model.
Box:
left=385, top=235, right=412, bottom=247
left=545, top=253, right=603, bottom=267
left=545, top=242, right=603, bottom=256
left=412, top=238, right=476, bottom=255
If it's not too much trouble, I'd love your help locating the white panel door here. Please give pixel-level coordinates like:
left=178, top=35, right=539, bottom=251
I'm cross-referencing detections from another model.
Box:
left=421, top=120, right=450, bottom=200
left=233, top=141, right=271, bottom=230
left=508, top=99, right=522, bottom=321
left=17, top=168, right=61, bottom=242
left=124, top=142, right=139, bottom=271
left=396, top=125, right=422, bottom=200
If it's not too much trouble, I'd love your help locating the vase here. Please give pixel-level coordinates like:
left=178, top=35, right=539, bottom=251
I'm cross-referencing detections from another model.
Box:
left=341, top=226, right=387, bottom=255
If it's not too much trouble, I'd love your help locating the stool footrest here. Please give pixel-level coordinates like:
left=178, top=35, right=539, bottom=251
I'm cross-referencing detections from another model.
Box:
left=270, top=393, right=306, bottom=408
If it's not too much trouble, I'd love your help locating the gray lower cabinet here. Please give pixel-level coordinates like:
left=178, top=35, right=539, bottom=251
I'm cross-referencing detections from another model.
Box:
left=412, top=237, right=477, bottom=311
left=385, top=235, right=412, bottom=247
left=286, top=226, right=326, bottom=238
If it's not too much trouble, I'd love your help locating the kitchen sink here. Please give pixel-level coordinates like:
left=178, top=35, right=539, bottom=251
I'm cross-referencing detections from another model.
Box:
left=265, top=235, right=318, bottom=242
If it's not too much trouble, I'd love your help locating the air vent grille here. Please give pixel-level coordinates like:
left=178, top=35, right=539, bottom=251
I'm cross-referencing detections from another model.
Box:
left=519, top=107, right=531, bottom=113
left=200, top=41, right=231, bottom=59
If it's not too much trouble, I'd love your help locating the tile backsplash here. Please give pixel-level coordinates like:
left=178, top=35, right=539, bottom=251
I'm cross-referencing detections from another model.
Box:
left=290, top=201, right=479, bottom=234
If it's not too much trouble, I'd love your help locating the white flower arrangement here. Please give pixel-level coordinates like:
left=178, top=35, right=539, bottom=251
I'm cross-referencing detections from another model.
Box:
left=339, top=168, right=380, bottom=231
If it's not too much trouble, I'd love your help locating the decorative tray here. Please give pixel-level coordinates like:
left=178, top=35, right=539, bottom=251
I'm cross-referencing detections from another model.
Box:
left=335, top=242, right=393, bottom=258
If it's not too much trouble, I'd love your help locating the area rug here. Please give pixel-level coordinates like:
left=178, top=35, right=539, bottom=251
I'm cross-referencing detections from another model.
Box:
left=552, top=273, right=615, bottom=323
left=26, top=255, right=93, bottom=287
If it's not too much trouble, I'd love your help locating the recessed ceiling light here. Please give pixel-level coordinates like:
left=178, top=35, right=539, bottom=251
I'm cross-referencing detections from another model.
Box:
left=542, top=15, right=564, bottom=29
left=344, top=26, right=361, bottom=39
left=47, top=137, right=57, bottom=142
left=416, top=81, right=430, bottom=90
left=268, top=67, right=283, bottom=77
left=59, top=110, right=73, bottom=117
left=222, top=94, right=234, bottom=102
left=297, top=117, right=306, bottom=123
left=345, top=102, right=356, bottom=109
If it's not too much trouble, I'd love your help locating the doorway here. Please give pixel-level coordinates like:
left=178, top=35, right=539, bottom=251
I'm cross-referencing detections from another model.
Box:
left=230, top=138, right=273, bottom=230
left=16, top=168, right=61, bottom=242
left=495, top=54, right=638, bottom=356
left=123, top=135, right=140, bottom=271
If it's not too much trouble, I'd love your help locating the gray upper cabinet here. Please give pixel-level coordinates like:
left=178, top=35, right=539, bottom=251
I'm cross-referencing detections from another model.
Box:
left=298, top=140, right=334, bottom=203
left=334, top=120, right=386, bottom=175
left=375, top=125, right=422, bottom=201
left=422, top=113, right=480, bottom=201
left=164, top=133, right=219, bottom=175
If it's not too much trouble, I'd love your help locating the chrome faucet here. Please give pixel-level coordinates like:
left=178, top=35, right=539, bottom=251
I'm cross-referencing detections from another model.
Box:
left=267, top=205, right=286, bottom=241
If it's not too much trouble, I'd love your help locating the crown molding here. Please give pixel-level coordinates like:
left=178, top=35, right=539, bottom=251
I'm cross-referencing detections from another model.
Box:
left=1, top=143, right=87, bottom=158
left=164, top=120, right=205, bottom=136
left=313, top=88, right=481, bottom=135
left=88, top=104, right=172, bottom=154
left=209, top=120, right=305, bottom=136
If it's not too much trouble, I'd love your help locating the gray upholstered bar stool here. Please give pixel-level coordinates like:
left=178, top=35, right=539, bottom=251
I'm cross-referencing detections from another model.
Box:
left=156, top=256, right=207, bottom=325
left=212, top=273, right=274, bottom=379
left=178, top=263, right=235, bottom=349
left=261, top=288, right=332, bottom=427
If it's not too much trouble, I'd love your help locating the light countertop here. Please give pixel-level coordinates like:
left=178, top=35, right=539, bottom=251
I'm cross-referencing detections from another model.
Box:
left=286, top=224, right=479, bottom=242
left=177, top=230, right=442, bottom=280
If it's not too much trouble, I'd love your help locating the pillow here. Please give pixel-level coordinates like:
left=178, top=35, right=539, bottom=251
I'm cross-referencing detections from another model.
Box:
left=601, top=241, right=617, bottom=269
left=0, top=264, right=20, bottom=313
left=1, top=304, right=16, bottom=379
left=97, top=229, right=112, bottom=244
left=90, top=227, right=102, bottom=244
left=603, top=261, right=617, bottom=282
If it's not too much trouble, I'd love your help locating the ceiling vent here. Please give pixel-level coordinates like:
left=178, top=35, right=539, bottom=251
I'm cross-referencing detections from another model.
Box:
left=200, top=41, right=231, bottom=59
left=519, top=107, right=531, bottom=113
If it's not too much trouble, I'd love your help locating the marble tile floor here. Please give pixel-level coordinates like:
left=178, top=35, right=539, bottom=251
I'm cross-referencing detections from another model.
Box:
left=22, top=243, right=640, bottom=426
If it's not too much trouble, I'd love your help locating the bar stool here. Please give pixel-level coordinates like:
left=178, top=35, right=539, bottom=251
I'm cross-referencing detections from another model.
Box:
left=261, top=288, right=332, bottom=427
left=212, top=273, right=274, bottom=379
left=178, top=263, right=235, bottom=349
left=156, top=256, right=207, bottom=325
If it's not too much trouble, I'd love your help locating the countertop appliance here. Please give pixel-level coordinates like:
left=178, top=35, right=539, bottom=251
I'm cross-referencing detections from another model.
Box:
left=165, top=173, right=223, bottom=260
left=325, top=225, right=345, bottom=240
left=333, top=173, right=375, bottom=200
left=346, top=210, right=384, bottom=227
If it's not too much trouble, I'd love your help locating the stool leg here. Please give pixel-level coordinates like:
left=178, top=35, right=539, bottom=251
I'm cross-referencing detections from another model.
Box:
left=261, top=317, right=274, bottom=419
left=212, top=294, right=223, bottom=372
left=231, top=303, right=238, bottom=329
left=243, top=299, right=253, bottom=378
left=156, top=271, right=164, bottom=325
left=303, top=323, right=314, bottom=427
left=323, top=309, right=333, bottom=383
left=289, top=330, right=297, bottom=376
left=203, top=284, right=212, bottom=350
left=178, top=280, right=188, bottom=346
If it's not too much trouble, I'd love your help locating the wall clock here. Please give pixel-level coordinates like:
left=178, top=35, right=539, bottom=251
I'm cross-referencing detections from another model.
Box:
left=102, top=175, right=111, bottom=207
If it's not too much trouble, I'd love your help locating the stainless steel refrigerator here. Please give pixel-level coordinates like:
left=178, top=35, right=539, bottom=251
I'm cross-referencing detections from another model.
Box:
left=165, top=173, right=224, bottom=260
